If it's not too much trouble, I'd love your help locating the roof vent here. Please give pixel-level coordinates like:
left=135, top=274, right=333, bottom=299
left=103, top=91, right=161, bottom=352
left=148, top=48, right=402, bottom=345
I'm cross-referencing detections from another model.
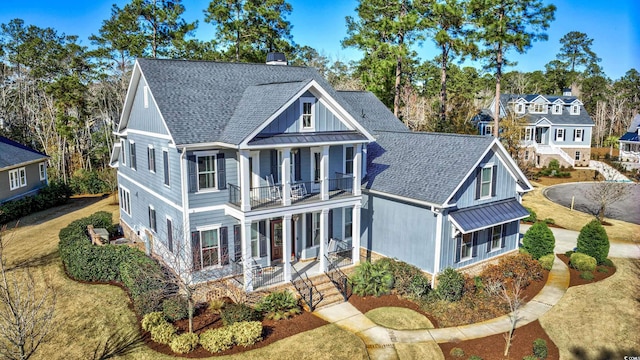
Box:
left=266, top=52, right=287, bottom=66
left=562, top=88, right=572, bottom=96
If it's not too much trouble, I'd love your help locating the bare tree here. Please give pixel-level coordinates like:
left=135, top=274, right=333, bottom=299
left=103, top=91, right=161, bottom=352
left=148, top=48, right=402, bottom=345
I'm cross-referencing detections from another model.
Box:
left=485, top=275, right=525, bottom=356
left=0, top=226, right=56, bottom=360
left=585, top=169, right=629, bottom=222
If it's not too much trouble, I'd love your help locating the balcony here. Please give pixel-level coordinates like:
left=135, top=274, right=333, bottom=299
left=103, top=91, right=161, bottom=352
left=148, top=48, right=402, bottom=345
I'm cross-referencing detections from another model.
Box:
left=228, top=174, right=354, bottom=210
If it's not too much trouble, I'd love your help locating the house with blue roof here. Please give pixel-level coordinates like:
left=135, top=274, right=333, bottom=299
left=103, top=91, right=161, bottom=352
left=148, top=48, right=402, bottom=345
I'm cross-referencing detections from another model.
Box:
left=619, top=114, right=640, bottom=162
left=0, top=136, right=49, bottom=203
left=473, top=91, right=595, bottom=168
left=111, top=57, right=532, bottom=303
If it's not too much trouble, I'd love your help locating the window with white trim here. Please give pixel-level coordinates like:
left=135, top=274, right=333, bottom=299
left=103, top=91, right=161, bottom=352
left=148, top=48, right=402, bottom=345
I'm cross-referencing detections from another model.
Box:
left=553, top=104, right=561, bottom=114
left=9, top=168, right=26, bottom=190
left=575, top=151, right=581, bottom=161
left=524, top=150, right=529, bottom=160
left=300, top=98, right=314, bottom=130
left=531, top=103, right=546, bottom=113
left=308, top=212, right=320, bottom=247
left=250, top=223, right=259, bottom=258
left=345, top=146, right=354, bottom=174
left=129, top=141, right=136, bottom=170
left=148, top=146, right=155, bottom=172
left=148, top=206, right=157, bottom=232
left=571, top=105, right=579, bottom=115
left=483, top=124, right=493, bottom=136
left=556, top=128, right=565, bottom=142
left=39, top=162, right=46, bottom=181
left=200, top=229, right=221, bottom=268
left=490, top=225, right=502, bottom=251
left=120, top=139, right=126, bottom=166
left=119, top=187, right=131, bottom=216
left=344, top=207, right=353, bottom=239
left=516, top=103, right=524, bottom=113
left=460, top=233, right=472, bottom=261
left=574, top=129, right=583, bottom=142
left=197, top=155, right=217, bottom=190
left=480, top=166, right=492, bottom=198
left=525, top=128, right=533, bottom=141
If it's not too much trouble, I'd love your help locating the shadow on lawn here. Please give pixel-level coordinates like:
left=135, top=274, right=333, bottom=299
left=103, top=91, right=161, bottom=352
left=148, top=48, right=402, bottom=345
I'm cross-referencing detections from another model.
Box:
left=90, top=328, right=144, bottom=360
left=6, top=250, right=59, bottom=271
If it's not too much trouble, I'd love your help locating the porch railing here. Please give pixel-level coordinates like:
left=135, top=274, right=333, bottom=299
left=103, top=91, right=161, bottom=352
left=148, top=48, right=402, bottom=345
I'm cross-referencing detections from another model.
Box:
left=228, top=184, right=241, bottom=206
left=329, top=173, right=353, bottom=196
left=325, top=250, right=353, bottom=302
left=290, top=266, right=323, bottom=312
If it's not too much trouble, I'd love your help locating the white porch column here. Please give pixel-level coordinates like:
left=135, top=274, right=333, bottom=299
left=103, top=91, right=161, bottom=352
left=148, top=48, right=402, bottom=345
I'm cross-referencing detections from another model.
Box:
left=353, top=144, right=362, bottom=196
left=281, top=148, right=291, bottom=206
left=320, top=145, right=329, bottom=201
left=352, top=204, right=361, bottom=264
left=431, top=209, right=443, bottom=289
left=318, top=208, right=329, bottom=273
left=239, top=150, right=251, bottom=211
left=241, top=219, right=253, bottom=292
left=283, top=214, right=292, bottom=281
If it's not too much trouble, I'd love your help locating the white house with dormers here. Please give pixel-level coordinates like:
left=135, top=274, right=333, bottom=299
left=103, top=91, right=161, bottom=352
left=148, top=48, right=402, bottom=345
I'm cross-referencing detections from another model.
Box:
left=619, top=114, right=640, bottom=162
left=474, top=92, right=595, bottom=167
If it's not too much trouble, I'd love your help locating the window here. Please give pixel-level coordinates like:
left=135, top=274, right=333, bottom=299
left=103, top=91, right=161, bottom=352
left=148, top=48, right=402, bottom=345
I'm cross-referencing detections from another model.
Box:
left=119, top=187, right=131, bottom=216
left=556, top=128, right=565, bottom=142
left=39, top=162, right=46, bottom=181
left=306, top=212, right=321, bottom=248
left=301, top=98, right=314, bottom=130
left=200, top=229, right=221, bottom=268
left=148, top=206, right=157, bottom=232
left=460, top=233, right=472, bottom=261
left=345, top=146, right=354, bottom=174
left=516, top=103, right=524, bottom=113
left=344, top=207, right=353, bottom=239
left=574, top=129, right=583, bottom=142
left=531, top=103, right=546, bottom=113
left=524, top=150, right=529, bottom=161
left=9, top=168, right=26, bottom=190
left=163, top=150, right=170, bottom=186
left=143, top=85, right=149, bottom=108
left=120, top=139, right=126, bottom=166
left=490, top=225, right=502, bottom=251
left=571, top=105, right=579, bottom=115
left=483, top=125, right=493, bottom=136
left=553, top=104, right=561, bottom=114
left=480, top=166, right=493, bottom=198
left=167, top=218, right=173, bottom=253
left=251, top=223, right=259, bottom=258
left=575, top=151, right=581, bottom=161
left=148, top=146, right=155, bottom=172
left=129, top=141, right=136, bottom=170
left=197, top=155, right=217, bottom=190
left=525, top=128, right=533, bottom=141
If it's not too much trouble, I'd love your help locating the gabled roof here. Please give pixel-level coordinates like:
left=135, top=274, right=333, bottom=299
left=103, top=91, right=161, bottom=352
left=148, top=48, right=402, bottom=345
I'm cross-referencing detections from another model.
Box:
left=0, top=136, right=48, bottom=170
left=620, top=114, right=640, bottom=142
left=337, top=91, right=409, bottom=133
left=131, top=59, right=372, bottom=147
left=364, top=131, right=495, bottom=206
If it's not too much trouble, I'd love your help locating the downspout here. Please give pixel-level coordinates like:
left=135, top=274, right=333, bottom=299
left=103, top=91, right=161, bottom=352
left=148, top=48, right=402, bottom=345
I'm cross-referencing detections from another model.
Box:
left=431, top=207, right=443, bottom=289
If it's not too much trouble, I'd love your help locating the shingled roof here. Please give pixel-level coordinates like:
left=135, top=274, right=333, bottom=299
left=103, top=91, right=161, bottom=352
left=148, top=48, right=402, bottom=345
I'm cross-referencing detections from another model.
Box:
left=337, top=91, right=409, bottom=133
left=0, top=136, right=48, bottom=170
left=477, top=94, right=594, bottom=126
left=364, top=131, right=494, bottom=205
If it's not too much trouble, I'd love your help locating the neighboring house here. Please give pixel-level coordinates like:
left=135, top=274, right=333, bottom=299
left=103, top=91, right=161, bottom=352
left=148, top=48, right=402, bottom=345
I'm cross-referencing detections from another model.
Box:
left=112, top=57, right=532, bottom=294
left=619, top=114, right=640, bottom=162
left=474, top=92, right=594, bottom=168
left=0, top=136, right=49, bottom=203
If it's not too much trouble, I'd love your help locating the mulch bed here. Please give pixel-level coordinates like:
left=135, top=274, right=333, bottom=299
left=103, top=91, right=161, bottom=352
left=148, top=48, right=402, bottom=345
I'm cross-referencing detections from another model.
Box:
left=348, top=294, right=440, bottom=328
left=439, top=320, right=560, bottom=360
left=144, top=304, right=328, bottom=358
left=557, top=254, right=617, bottom=287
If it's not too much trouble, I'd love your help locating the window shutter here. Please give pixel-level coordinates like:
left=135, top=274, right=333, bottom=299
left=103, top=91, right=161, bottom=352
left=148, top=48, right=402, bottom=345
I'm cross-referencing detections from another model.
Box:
left=270, top=150, right=278, bottom=183
left=259, top=221, right=267, bottom=257
left=474, top=168, right=481, bottom=199
left=191, top=231, right=201, bottom=271
left=306, top=213, right=312, bottom=247
left=167, top=219, right=173, bottom=253
left=163, top=151, right=170, bottom=186
left=233, top=225, right=241, bottom=261
left=573, top=129, right=577, bottom=141
left=188, top=155, right=197, bottom=192
left=220, top=227, right=229, bottom=265
left=472, top=233, right=478, bottom=257
left=554, top=129, right=558, bottom=140
left=294, top=151, right=301, bottom=181
left=217, top=153, right=226, bottom=190
left=455, top=235, right=461, bottom=263
left=328, top=209, right=334, bottom=240
left=491, top=165, right=497, bottom=197
left=501, top=223, right=507, bottom=248
left=487, top=229, right=492, bottom=253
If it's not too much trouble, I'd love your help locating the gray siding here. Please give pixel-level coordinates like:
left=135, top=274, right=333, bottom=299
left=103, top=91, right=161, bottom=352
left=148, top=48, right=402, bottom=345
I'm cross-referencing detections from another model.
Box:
left=127, top=77, right=169, bottom=135
left=259, top=94, right=349, bottom=135
left=0, top=161, right=47, bottom=203
left=549, top=125, right=592, bottom=147
left=361, top=193, right=437, bottom=271
left=449, top=150, right=515, bottom=208
left=188, top=150, right=238, bottom=209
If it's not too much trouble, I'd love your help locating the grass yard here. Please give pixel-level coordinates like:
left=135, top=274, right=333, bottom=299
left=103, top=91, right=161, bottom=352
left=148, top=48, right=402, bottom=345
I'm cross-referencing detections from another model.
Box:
left=365, top=307, right=434, bottom=330
left=2, top=196, right=367, bottom=360
left=533, top=169, right=603, bottom=186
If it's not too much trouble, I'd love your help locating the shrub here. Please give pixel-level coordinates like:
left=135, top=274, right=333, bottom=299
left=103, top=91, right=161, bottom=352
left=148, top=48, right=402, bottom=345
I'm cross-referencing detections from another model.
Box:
left=407, top=274, right=431, bottom=299
left=142, top=312, right=166, bottom=332
left=523, top=207, right=537, bottom=223
left=522, top=222, right=555, bottom=260
left=374, top=258, right=422, bottom=297
left=0, top=181, right=71, bottom=225
left=548, top=159, right=560, bottom=171
left=543, top=218, right=555, bottom=225
left=570, top=252, right=597, bottom=272
left=209, top=299, right=226, bottom=314
left=450, top=347, right=465, bottom=358
left=163, top=296, right=189, bottom=322
left=150, top=322, right=177, bottom=345
left=228, top=321, right=263, bottom=347
left=120, top=260, right=166, bottom=315
left=221, top=303, right=262, bottom=326
left=597, top=267, right=609, bottom=273
left=564, top=250, right=574, bottom=258
left=200, top=327, right=234, bottom=353
left=601, top=258, right=614, bottom=267
left=255, top=290, right=300, bottom=320
left=579, top=271, right=595, bottom=280
left=523, top=356, right=538, bottom=360
left=577, top=220, right=610, bottom=264
left=481, top=253, right=543, bottom=288
left=350, top=261, right=394, bottom=297
left=170, top=332, right=199, bottom=354
left=538, top=254, right=554, bottom=271
left=533, top=338, right=548, bottom=359
left=436, top=268, right=465, bottom=302
left=468, top=356, right=483, bottom=360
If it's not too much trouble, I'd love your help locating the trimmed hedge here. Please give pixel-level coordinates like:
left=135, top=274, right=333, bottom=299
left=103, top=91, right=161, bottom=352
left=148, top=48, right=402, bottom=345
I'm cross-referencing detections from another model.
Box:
left=0, top=181, right=71, bottom=225
left=170, top=333, right=199, bottom=354
left=577, top=220, right=610, bottom=264
left=570, top=253, right=597, bottom=272
left=522, top=222, right=555, bottom=260
left=538, top=254, right=555, bottom=271
left=436, top=268, right=465, bottom=302
left=200, top=327, right=234, bottom=353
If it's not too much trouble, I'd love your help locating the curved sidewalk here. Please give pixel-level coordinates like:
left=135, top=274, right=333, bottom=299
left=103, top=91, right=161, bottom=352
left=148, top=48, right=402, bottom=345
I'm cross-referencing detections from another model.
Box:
left=314, top=256, right=570, bottom=359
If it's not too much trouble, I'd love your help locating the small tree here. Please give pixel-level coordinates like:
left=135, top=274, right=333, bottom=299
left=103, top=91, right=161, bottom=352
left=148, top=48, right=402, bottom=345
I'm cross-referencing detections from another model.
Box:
left=576, top=219, right=610, bottom=264
left=485, top=275, right=526, bottom=356
left=521, top=222, right=555, bottom=260
left=585, top=170, right=629, bottom=222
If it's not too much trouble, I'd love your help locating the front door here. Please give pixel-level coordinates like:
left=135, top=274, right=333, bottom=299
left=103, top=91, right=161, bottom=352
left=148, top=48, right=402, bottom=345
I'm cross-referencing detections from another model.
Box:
left=271, top=219, right=283, bottom=262
left=311, top=149, right=321, bottom=192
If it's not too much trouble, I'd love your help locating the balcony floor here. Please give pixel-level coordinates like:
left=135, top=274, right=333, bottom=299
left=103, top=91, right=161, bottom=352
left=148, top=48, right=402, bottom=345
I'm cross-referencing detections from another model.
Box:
left=232, top=189, right=355, bottom=211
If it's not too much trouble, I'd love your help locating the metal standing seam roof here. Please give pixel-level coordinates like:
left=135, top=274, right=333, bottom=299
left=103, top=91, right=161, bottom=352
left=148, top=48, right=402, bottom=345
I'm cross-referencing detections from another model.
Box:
left=248, top=131, right=368, bottom=146
left=0, top=136, right=48, bottom=169
left=620, top=114, right=640, bottom=142
left=449, top=199, right=530, bottom=233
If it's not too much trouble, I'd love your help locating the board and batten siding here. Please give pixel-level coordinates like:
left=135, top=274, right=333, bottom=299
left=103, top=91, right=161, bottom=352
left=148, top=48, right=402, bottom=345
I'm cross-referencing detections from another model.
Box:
left=439, top=219, right=519, bottom=270
left=448, top=150, right=515, bottom=208
left=252, top=146, right=344, bottom=185
left=259, top=92, right=349, bottom=135
left=126, top=77, right=169, bottom=135
left=361, top=193, right=437, bottom=271
left=188, top=149, right=238, bottom=209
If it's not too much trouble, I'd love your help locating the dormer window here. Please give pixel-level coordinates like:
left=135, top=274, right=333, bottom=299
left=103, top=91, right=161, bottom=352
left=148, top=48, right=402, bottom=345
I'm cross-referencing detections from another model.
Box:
left=516, top=103, right=525, bottom=114
left=571, top=105, right=580, bottom=115
left=553, top=104, right=561, bottom=114
left=300, top=97, right=315, bottom=130
left=531, top=103, right=546, bottom=113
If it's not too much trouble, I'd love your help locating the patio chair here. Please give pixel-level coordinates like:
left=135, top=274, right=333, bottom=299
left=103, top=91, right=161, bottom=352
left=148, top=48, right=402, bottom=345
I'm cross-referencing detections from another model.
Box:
left=290, top=179, right=307, bottom=199
left=266, top=174, right=281, bottom=200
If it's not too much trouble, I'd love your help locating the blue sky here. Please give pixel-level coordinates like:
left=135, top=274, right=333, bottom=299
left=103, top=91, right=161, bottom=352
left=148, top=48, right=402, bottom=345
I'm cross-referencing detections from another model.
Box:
left=1, top=0, right=638, bottom=80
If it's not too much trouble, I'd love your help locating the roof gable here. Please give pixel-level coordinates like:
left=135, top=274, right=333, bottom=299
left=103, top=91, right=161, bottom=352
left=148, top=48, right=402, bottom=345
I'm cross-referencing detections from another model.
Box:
left=0, top=136, right=48, bottom=170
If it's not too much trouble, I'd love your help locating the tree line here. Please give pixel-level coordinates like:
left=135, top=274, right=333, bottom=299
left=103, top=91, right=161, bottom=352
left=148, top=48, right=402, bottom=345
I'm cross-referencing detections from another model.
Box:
left=0, top=0, right=638, bottom=191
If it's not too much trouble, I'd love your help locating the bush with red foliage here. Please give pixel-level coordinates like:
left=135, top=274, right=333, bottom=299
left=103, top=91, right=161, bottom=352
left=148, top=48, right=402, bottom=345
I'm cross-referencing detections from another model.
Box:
left=480, top=253, right=543, bottom=288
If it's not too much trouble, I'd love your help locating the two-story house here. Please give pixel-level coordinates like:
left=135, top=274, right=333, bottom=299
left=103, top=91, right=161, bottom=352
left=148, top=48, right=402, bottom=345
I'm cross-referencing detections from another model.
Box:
left=474, top=92, right=595, bottom=168
left=112, top=58, right=532, bottom=295
left=0, top=136, right=49, bottom=203
left=619, top=114, right=640, bottom=162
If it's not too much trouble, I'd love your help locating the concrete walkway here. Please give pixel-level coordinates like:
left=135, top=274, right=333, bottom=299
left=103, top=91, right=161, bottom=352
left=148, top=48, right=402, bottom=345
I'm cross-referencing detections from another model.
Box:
left=314, top=256, right=570, bottom=360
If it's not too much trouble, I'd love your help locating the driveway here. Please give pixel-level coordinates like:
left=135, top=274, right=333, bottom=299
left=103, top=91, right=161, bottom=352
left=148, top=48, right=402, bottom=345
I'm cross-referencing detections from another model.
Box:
left=520, top=224, right=640, bottom=258
left=543, top=182, right=640, bottom=225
